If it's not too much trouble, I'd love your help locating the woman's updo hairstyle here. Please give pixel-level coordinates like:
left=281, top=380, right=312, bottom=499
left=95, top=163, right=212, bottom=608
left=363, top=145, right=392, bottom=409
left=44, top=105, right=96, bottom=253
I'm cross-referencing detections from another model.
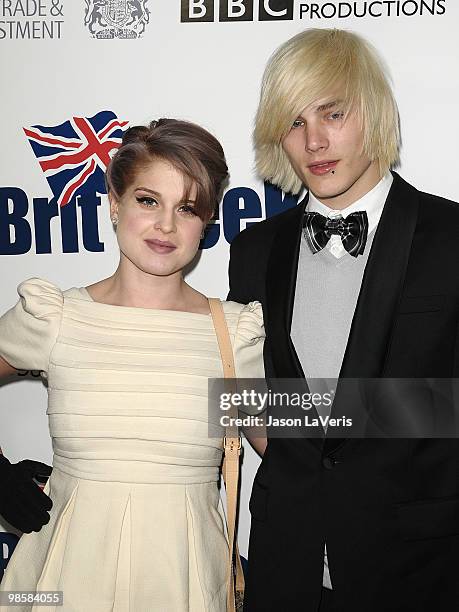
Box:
left=106, top=118, right=228, bottom=221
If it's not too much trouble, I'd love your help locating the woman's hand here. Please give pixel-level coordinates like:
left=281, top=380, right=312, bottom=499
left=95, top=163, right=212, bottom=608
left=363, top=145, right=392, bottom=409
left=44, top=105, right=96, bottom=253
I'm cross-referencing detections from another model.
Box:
left=243, top=423, right=267, bottom=457
left=0, top=356, right=52, bottom=533
left=0, top=455, right=53, bottom=533
left=0, top=355, right=16, bottom=377
left=246, top=436, right=267, bottom=456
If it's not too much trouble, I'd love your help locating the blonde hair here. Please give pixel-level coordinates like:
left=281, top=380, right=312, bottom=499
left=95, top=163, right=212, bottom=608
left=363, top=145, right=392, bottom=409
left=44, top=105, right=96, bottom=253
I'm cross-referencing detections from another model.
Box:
left=254, top=28, right=400, bottom=194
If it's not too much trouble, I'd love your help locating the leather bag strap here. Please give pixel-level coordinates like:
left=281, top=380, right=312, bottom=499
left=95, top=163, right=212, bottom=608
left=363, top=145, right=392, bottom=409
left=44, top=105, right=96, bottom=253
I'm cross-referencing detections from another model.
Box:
left=208, top=297, right=244, bottom=612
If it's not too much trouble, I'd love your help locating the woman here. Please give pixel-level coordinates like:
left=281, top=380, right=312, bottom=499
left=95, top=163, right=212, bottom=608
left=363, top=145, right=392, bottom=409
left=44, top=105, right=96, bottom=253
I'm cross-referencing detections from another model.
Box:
left=0, top=119, right=265, bottom=611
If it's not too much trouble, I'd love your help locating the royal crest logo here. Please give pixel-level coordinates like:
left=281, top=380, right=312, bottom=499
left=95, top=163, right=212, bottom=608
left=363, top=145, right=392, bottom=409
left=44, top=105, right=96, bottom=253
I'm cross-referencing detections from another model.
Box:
left=84, top=0, right=150, bottom=39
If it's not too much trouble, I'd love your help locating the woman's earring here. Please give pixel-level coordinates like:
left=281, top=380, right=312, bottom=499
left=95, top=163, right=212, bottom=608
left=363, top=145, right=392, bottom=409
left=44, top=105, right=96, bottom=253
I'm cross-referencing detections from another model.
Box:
left=111, top=216, right=118, bottom=227
left=200, top=229, right=205, bottom=239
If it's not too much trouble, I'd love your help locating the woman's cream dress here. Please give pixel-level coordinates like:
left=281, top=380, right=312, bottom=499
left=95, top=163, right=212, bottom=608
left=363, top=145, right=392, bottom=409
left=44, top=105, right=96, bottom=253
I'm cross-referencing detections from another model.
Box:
left=0, top=278, right=265, bottom=612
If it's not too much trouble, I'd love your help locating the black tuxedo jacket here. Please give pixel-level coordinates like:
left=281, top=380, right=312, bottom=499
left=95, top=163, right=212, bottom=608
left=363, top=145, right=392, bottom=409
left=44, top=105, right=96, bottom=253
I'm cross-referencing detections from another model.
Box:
left=227, top=172, right=459, bottom=612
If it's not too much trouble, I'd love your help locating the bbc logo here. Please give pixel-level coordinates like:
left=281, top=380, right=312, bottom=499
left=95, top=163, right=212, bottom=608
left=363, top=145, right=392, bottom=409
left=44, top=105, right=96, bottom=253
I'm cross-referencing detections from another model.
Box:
left=181, top=0, right=294, bottom=22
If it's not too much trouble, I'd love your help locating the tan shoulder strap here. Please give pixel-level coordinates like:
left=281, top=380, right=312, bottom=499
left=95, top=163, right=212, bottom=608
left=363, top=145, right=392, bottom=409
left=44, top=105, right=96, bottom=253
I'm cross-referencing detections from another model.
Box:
left=208, top=298, right=245, bottom=612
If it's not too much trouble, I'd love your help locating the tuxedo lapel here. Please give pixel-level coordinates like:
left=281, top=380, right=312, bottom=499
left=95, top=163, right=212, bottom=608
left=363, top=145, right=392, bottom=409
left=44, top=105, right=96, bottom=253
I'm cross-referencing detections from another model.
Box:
left=266, top=196, right=327, bottom=447
left=324, top=172, right=420, bottom=454
left=266, top=198, right=307, bottom=379
left=340, top=172, right=419, bottom=378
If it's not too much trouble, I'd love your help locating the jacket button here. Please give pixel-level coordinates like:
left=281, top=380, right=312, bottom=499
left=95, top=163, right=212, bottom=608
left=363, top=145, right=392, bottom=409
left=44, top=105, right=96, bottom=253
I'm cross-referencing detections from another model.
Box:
left=322, top=456, right=336, bottom=470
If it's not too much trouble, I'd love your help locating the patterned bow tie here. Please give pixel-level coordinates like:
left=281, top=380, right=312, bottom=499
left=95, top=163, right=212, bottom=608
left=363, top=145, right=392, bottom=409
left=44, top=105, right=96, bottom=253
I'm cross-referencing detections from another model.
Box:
left=302, top=210, right=369, bottom=257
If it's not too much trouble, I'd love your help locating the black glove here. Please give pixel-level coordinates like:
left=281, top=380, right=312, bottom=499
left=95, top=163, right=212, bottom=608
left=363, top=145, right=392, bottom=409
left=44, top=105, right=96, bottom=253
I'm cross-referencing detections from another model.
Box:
left=0, top=455, right=53, bottom=533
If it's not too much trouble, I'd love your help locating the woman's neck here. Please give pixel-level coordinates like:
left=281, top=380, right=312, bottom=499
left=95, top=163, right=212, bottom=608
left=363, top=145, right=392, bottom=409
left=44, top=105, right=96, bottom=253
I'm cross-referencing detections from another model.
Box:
left=86, top=262, right=209, bottom=313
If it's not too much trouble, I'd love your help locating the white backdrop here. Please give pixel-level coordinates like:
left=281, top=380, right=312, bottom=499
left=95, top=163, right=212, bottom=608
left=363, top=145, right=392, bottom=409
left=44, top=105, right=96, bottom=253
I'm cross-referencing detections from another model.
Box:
left=1, top=0, right=458, bottom=577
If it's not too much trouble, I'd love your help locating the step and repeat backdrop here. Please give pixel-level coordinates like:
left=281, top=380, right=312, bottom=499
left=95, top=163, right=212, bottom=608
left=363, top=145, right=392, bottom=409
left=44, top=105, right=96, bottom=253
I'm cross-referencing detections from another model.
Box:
left=1, top=0, right=458, bottom=582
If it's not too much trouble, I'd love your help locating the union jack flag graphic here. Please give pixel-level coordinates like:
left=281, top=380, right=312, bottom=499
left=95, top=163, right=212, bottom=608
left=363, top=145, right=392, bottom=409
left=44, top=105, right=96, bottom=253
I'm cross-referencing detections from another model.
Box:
left=24, top=111, right=128, bottom=207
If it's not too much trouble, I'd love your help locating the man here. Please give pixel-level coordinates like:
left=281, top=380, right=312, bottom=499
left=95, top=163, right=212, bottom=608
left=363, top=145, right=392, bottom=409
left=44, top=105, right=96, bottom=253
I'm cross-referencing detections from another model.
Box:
left=228, top=29, right=459, bottom=612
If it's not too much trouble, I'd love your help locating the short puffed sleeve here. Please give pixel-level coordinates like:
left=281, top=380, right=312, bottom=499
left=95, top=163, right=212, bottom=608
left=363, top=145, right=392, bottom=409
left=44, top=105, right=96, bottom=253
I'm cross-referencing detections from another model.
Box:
left=0, top=278, right=63, bottom=372
left=233, top=301, right=266, bottom=379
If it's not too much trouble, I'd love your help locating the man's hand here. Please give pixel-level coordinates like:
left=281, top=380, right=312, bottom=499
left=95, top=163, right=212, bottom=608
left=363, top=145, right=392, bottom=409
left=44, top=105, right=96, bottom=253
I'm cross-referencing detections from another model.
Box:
left=0, top=455, right=52, bottom=533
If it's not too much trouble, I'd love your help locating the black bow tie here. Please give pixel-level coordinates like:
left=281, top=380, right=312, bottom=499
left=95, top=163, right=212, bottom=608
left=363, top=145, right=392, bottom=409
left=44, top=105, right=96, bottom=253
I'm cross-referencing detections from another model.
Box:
left=302, top=210, right=369, bottom=257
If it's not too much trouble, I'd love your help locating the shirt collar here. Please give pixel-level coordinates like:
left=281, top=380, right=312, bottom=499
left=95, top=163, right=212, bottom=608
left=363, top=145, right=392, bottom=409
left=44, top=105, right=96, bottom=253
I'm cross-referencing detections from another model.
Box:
left=306, top=171, right=393, bottom=235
